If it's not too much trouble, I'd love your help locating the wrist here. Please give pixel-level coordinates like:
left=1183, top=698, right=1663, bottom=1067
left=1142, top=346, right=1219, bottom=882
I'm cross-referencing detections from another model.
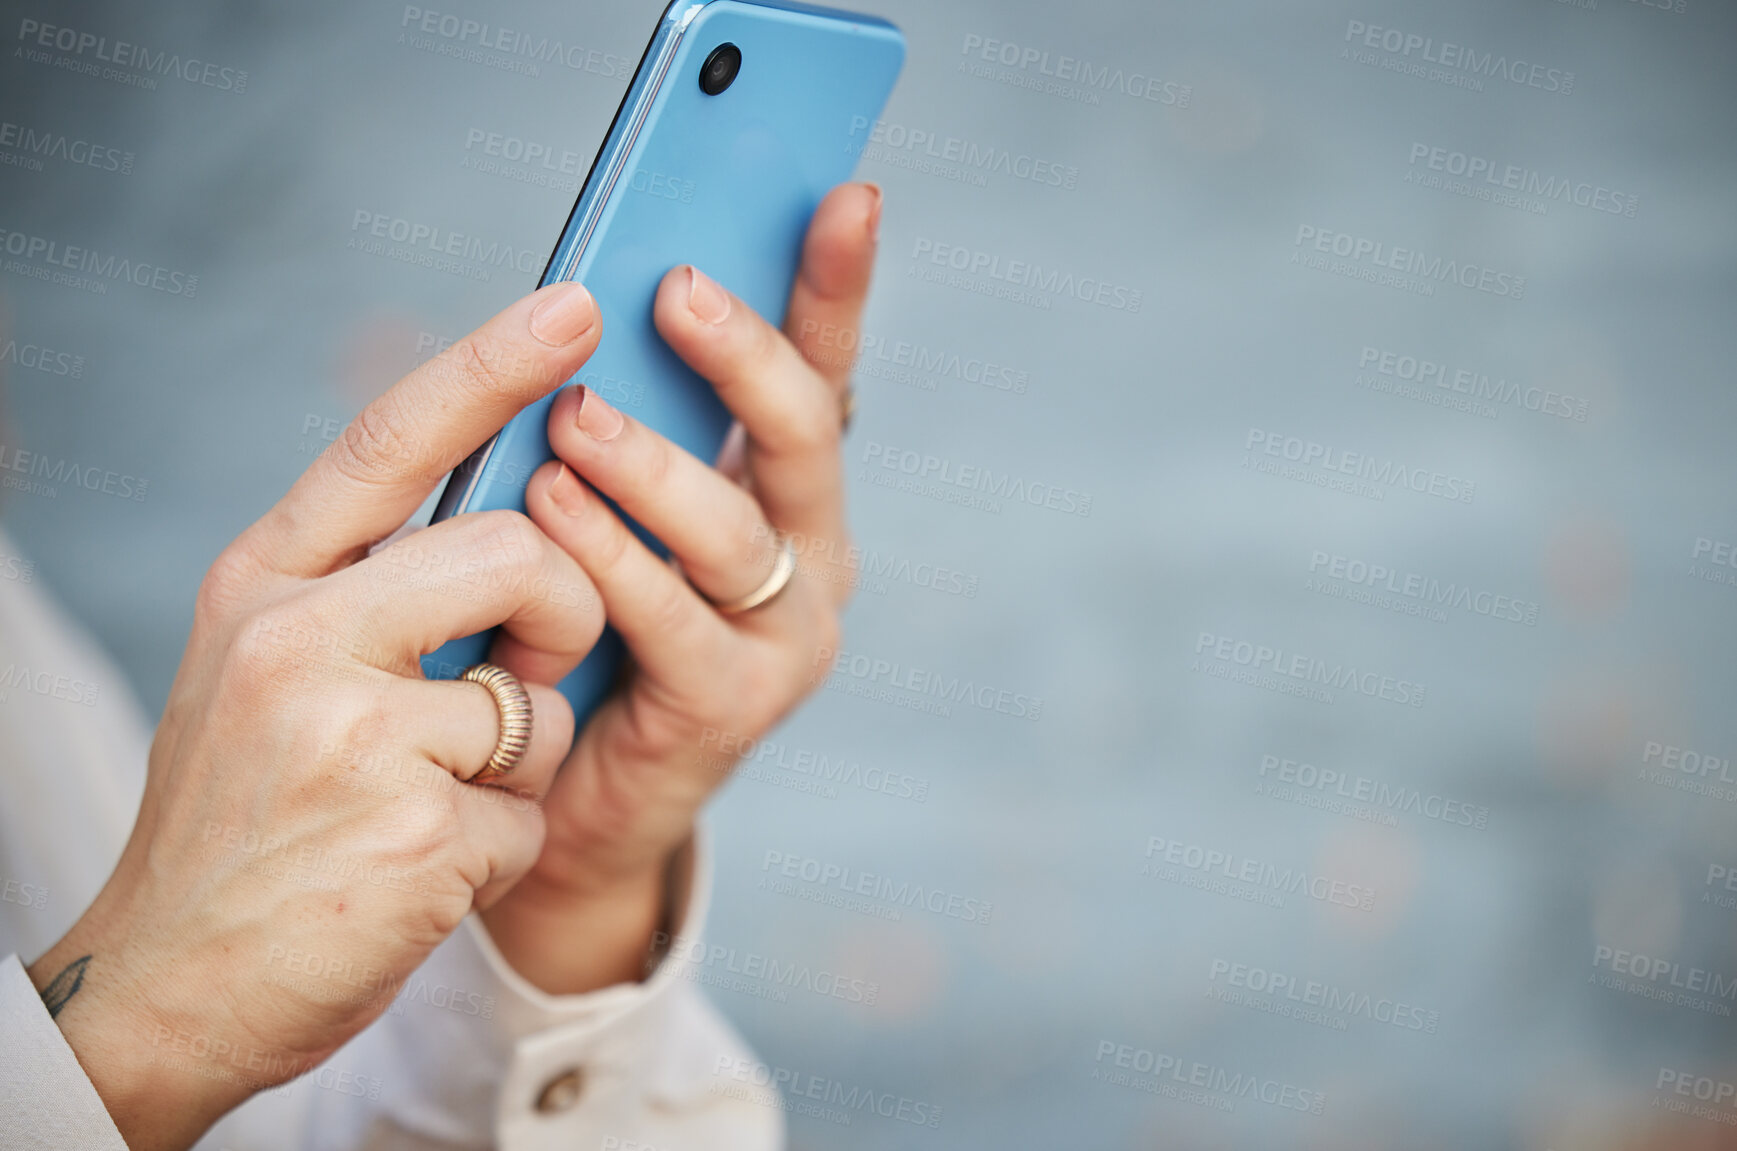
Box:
left=28, top=922, right=258, bottom=1151
left=482, top=840, right=687, bottom=996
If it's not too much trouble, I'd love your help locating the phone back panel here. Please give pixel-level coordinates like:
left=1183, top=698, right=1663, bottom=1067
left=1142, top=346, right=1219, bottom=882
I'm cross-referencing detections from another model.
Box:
left=423, top=1, right=905, bottom=724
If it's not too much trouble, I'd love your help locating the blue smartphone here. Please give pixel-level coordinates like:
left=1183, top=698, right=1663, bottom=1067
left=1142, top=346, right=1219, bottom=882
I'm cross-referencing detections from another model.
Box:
left=422, top=0, right=905, bottom=726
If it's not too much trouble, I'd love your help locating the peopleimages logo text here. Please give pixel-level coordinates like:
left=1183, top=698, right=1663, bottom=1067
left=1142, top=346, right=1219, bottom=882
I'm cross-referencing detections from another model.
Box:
left=1343, top=20, right=1574, bottom=94
left=849, top=116, right=1079, bottom=189
left=1208, top=959, right=1440, bottom=1033
left=911, top=239, right=1142, bottom=312
left=1308, top=550, right=1539, bottom=625
left=958, top=34, right=1191, bottom=106
left=0, top=443, right=148, bottom=502
left=398, top=7, right=631, bottom=78
left=0, top=121, right=134, bottom=174
left=712, top=1056, right=943, bottom=1128
left=801, top=321, right=1029, bottom=395
left=761, top=850, right=993, bottom=925
left=0, top=338, right=83, bottom=378
left=1293, top=226, right=1524, bottom=298
left=1246, top=429, right=1476, bottom=505
left=816, top=644, right=1043, bottom=721
left=1092, top=1041, right=1326, bottom=1114
left=1195, top=630, right=1427, bottom=708
left=861, top=440, right=1091, bottom=517
left=1406, top=144, right=1638, bottom=217
left=1357, top=347, right=1587, bottom=421
left=700, top=728, right=931, bottom=801
left=462, top=128, right=589, bottom=177
left=0, top=664, right=101, bottom=706
left=1258, top=754, right=1490, bottom=829
left=1593, top=946, right=1737, bottom=1006
left=16, top=18, right=249, bottom=92
left=1145, top=836, right=1377, bottom=911
left=657, top=932, right=880, bottom=1006
left=349, top=211, right=540, bottom=276
left=1641, top=741, right=1733, bottom=781
left=0, top=228, right=197, bottom=297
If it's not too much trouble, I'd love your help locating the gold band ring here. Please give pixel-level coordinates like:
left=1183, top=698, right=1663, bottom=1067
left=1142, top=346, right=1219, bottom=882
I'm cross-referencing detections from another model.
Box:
left=459, top=663, right=533, bottom=782
left=712, top=536, right=798, bottom=615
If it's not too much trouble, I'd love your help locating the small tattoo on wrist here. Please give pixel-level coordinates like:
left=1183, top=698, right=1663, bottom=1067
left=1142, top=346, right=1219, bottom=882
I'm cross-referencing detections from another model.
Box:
left=41, top=955, right=91, bottom=1019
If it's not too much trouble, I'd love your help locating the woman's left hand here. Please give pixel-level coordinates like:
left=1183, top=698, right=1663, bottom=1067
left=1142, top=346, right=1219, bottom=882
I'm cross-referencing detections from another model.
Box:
left=480, top=182, right=881, bottom=992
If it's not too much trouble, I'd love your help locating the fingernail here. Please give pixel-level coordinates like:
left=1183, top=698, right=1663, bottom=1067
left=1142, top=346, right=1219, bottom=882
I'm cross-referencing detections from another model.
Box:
left=528, top=282, right=597, bottom=346
left=547, top=464, right=586, bottom=517
left=571, top=384, right=623, bottom=441
left=864, top=184, right=883, bottom=241
left=686, top=265, right=731, bottom=325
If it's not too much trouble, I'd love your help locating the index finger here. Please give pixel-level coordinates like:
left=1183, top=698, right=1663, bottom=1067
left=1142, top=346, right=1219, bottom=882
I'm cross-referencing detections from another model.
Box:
left=240, top=281, right=603, bottom=578
left=783, top=182, right=881, bottom=396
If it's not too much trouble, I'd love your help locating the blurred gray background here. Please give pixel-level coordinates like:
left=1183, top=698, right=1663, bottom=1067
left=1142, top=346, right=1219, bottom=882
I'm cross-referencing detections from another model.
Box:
left=4, top=0, right=1736, bottom=1146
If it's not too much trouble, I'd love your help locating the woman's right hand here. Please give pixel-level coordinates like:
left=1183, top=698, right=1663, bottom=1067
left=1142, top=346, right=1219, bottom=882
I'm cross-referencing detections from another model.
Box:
left=25, top=281, right=608, bottom=1151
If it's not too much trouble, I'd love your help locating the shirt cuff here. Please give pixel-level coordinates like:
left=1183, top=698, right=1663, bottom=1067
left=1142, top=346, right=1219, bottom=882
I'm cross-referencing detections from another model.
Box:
left=465, top=824, right=709, bottom=1041
left=0, top=952, right=128, bottom=1151
left=324, top=822, right=740, bottom=1147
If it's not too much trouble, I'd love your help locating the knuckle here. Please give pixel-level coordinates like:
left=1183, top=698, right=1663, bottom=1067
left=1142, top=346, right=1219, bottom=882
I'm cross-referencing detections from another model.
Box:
left=648, top=578, right=695, bottom=638
left=331, top=398, right=426, bottom=485
left=784, top=599, right=841, bottom=699
left=830, top=531, right=859, bottom=609
left=785, top=397, right=843, bottom=457
left=423, top=896, right=473, bottom=940
left=442, top=332, right=533, bottom=399
left=585, top=513, right=637, bottom=581
left=811, top=605, right=843, bottom=668
left=492, top=818, right=546, bottom=884
left=747, top=314, right=783, bottom=372
left=636, top=433, right=675, bottom=493
left=578, top=588, right=608, bottom=649
left=196, top=544, right=261, bottom=626
left=398, top=781, right=460, bottom=846
left=713, top=317, right=780, bottom=394
left=225, top=601, right=316, bottom=689
left=466, top=510, right=546, bottom=577
left=322, top=685, right=402, bottom=765
left=733, top=502, right=768, bottom=563
left=729, top=657, right=791, bottom=735
left=798, top=606, right=842, bottom=683
left=380, top=797, right=464, bottom=891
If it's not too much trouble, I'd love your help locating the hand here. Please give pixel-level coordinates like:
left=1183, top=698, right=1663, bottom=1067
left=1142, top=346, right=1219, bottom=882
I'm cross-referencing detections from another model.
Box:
left=480, top=183, right=880, bottom=992
left=27, top=283, right=611, bottom=1151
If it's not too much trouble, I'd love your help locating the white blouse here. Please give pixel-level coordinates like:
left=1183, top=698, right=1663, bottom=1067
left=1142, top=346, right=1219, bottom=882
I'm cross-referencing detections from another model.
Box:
left=0, top=529, right=782, bottom=1150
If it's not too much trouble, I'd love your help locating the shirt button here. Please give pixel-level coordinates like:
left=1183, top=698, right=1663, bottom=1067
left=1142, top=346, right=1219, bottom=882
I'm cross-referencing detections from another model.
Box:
left=535, top=1068, right=584, bottom=1114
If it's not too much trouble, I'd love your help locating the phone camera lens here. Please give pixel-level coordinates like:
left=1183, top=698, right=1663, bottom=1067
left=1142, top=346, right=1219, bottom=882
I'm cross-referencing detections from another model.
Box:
left=699, top=43, right=741, bottom=95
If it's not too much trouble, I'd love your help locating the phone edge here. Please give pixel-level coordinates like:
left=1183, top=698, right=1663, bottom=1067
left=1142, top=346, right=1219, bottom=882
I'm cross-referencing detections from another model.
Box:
left=430, top=0, right=900, bottom=526
left=430, top=0, right=707, bottom=524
